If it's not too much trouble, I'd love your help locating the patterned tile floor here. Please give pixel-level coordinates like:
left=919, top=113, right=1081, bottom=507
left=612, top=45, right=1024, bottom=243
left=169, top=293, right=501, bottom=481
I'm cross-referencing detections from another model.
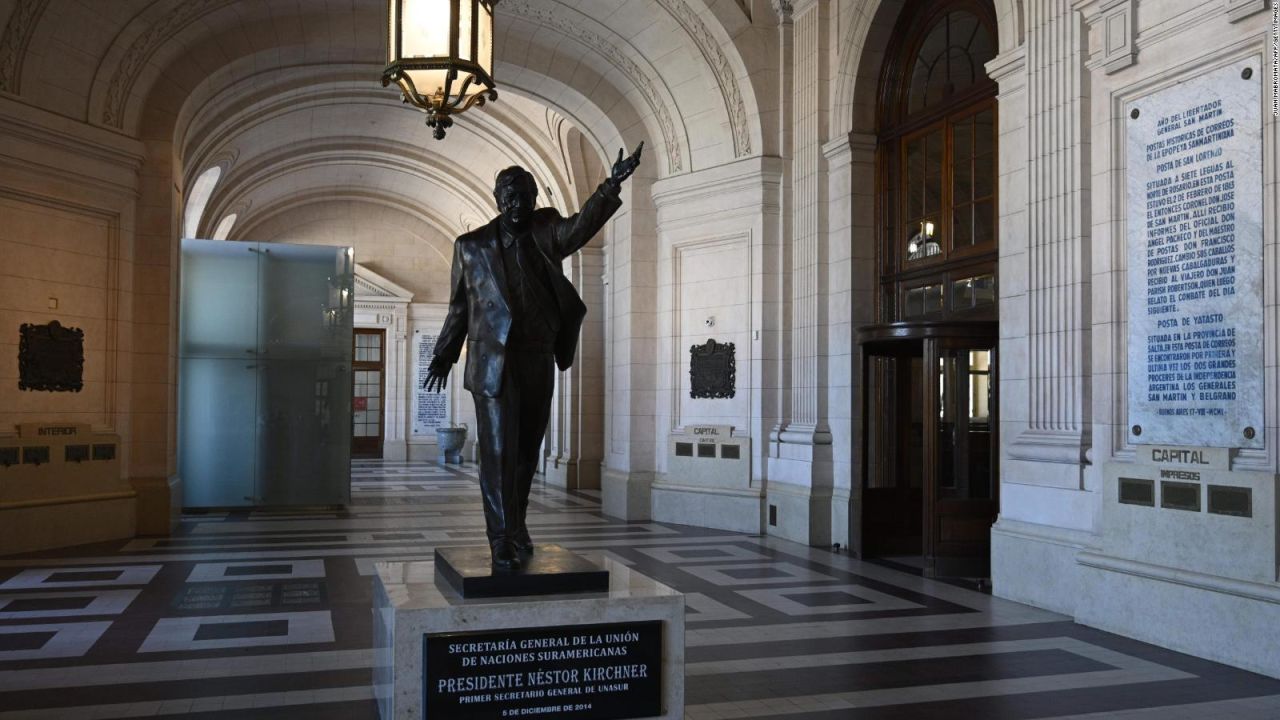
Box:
left=1, top=460, right=1279, bottom=718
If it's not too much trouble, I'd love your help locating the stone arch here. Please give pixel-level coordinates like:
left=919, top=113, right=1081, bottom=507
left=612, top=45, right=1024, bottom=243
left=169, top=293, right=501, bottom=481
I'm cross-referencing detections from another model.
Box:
left=832, top=0, right=1024, bottom=139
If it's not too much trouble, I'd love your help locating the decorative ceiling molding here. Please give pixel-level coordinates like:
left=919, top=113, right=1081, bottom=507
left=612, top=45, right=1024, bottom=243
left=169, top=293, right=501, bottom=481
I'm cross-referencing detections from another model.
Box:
left=0, top=0, right=49, bottom=94
left=101, top=0, right=239, bottom=128
left=653, top=0, right=752, bottom=157
left=501, top=0, right=685, bottom=174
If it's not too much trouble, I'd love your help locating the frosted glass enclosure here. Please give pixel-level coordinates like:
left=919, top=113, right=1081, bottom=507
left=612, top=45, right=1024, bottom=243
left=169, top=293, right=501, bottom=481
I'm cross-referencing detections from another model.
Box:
left=179, top=238, right=354, bottom=507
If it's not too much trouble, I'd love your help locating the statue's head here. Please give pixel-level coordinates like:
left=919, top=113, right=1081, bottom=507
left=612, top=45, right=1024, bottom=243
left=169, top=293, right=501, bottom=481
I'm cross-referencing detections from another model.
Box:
left=494, top=166, right=538, bottom=231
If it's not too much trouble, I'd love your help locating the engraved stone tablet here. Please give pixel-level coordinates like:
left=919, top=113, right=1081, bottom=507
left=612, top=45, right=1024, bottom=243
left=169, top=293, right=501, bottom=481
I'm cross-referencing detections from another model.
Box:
left=1126, top=58, right=1263, bottom=448
left=412, top=330, right=450, bottom=436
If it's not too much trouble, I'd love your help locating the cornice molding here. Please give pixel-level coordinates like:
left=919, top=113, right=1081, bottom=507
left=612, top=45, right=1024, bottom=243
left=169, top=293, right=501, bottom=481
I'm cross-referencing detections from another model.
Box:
left=356, top=264, right=415, bottom=304
left=0, top=96, right=145, bottom=171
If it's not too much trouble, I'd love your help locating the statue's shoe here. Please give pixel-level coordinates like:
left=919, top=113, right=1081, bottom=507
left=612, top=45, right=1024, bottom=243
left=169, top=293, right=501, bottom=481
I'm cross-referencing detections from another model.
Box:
left=514, top=528, right=534, bottom=555
left=490, top=540, right=521, bottom=570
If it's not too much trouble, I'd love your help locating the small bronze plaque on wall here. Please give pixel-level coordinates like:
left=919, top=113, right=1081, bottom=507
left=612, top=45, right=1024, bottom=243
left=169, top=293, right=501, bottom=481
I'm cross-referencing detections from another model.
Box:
left=22, top=446, right=49, bottom=466
left=690, top=339, right=735, bottom=399
left=1161, top=481, right=1201, bottom=512
left=92, top=444, right=116, bottom=461
left=0, top=447, right=17, bottom=467
left=721, top=444, right=741, bottom=460
left=65, top=445, right=90, bottom=463
left=1207, top=485, right=1251, bottom=517
left=18, top=321, right=84, bottom=392
left=1118, top=477, right=1154, bottom=507
left=675, top=442, right=693, bottom=457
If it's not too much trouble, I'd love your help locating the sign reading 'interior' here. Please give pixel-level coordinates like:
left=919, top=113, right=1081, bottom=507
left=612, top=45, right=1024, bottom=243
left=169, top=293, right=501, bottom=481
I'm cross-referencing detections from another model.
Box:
left=424, top=620, right=662, bottom=720
left=1126, top=59, right=1263, bottom=448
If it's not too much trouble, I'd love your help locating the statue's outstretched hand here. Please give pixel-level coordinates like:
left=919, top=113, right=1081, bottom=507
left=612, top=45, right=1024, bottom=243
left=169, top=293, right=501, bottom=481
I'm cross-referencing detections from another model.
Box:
left=422, top=356, right=452, bottom=393
left=610, top=142, right=643, bottom=186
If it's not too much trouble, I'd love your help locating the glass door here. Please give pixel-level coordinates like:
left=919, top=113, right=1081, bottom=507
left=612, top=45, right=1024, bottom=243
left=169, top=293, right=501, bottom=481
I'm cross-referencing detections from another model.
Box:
left=179, top=240, right=260, bottom=506
left=924, top=339, right=997, bottom=578
left=256, top=241, right=353, bottom=506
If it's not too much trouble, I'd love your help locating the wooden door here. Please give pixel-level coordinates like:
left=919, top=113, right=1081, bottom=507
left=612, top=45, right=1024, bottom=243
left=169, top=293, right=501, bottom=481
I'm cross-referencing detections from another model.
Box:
left=923, top=338, right=997, bottom=577
left=352, top=328, right=386, bottom=458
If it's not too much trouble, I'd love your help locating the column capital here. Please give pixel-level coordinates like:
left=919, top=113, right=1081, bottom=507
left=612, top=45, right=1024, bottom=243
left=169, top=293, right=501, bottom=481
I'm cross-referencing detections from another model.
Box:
left=790, top=0, right=820, bottom=18
left=1072, top=0, right=1137, bottom=75
left=771, top=0, right=794, bottom=23
left=985, top=44, right=1026, bottom=91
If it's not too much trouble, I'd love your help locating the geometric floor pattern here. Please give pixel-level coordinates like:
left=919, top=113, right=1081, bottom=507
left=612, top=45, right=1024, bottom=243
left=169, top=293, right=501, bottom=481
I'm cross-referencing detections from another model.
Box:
left=1, top=459, right=1279, bottom=718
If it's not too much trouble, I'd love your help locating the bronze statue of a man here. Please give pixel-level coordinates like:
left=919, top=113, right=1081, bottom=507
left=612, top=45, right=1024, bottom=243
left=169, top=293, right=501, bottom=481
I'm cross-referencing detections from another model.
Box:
left=423, top=144, right=643, bottom=569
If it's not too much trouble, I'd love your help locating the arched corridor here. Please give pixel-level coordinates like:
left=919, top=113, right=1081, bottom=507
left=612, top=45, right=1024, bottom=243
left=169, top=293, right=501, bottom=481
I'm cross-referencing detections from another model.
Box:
left=3, top=0, right=1280, bottom=714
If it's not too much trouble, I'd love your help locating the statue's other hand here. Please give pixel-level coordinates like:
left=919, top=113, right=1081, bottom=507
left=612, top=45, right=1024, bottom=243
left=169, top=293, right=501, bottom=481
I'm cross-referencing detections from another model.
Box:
left=423, top=356, right=452, bottom=393
left=610, top=142, right=643, bottom=185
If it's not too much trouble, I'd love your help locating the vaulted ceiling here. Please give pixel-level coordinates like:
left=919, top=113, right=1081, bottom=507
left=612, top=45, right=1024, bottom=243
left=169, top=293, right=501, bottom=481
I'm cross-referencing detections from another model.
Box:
left=0, top=0, right=777, bottom=276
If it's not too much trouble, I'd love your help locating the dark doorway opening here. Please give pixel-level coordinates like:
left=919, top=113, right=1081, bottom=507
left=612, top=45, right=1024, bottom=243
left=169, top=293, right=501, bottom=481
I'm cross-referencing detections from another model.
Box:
left=858, top=321, right=997, bottom=579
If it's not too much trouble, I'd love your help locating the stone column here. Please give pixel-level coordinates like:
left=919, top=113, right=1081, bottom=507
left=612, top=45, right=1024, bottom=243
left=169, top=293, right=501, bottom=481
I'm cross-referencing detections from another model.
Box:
left=1002, top=0, right=1092, bottom=490
left=548, top=246, right=605, bottom=489
left=386, top=306, right=408, bottom=461
left=767, top=0, right=835, bottom=547
left=601, top=177, right=660, bottom=520
left=826, top=130, right=875, bottom=550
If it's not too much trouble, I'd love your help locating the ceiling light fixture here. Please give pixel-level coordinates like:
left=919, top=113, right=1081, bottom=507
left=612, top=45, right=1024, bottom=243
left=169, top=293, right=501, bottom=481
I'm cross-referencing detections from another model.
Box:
left=383, top=0, right=498, bottom=140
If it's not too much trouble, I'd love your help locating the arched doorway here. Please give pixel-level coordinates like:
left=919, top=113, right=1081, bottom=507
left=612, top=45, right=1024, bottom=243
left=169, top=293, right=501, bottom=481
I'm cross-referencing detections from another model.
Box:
left=858, top=0, right=999, bottom=579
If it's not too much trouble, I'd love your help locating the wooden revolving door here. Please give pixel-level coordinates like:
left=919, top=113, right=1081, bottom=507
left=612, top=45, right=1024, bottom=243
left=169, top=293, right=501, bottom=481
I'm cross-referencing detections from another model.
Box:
left=857, top=321, right=998, bottom=579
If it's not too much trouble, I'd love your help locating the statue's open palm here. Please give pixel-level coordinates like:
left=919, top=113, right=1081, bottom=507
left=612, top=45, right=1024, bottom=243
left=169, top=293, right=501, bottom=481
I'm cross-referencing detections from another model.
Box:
left=611, top=142, right=643, bottom=185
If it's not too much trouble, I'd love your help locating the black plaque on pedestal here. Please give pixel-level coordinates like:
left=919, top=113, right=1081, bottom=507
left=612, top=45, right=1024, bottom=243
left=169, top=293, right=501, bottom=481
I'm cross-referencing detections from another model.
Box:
left=425, top=620, right=662, bottom=720
left=434, top=544, right=610, bottom=599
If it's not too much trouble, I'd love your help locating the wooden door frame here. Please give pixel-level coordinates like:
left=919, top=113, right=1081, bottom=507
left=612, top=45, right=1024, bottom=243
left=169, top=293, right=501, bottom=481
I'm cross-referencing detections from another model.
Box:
left=352, top=327, right=387, bottom=458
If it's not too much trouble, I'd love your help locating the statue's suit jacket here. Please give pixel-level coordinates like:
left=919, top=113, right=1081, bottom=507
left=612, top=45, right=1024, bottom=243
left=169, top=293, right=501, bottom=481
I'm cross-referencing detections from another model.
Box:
left=433, top=182, right=622, bottom=398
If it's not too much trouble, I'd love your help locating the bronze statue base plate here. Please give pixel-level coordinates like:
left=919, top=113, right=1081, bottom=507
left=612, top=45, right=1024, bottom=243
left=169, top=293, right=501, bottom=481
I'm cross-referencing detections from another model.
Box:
left=433, top=544, right=610, bottom=599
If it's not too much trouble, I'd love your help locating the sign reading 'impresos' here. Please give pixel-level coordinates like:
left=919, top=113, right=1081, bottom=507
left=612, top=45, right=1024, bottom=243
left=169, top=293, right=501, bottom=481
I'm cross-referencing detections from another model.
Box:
left=424, top=621, right=662, bottom=720
left=1126, top=58, right=1263, bottom=448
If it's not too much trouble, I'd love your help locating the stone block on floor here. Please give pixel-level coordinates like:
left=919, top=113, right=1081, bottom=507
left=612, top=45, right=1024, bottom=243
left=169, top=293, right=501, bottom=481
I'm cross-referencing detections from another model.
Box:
left=373, top=552, right=684, bottom=719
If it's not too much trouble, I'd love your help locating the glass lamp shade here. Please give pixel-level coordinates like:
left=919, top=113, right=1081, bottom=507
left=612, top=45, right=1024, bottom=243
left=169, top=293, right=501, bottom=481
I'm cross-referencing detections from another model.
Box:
left=383, top=0, right=497, bottom=139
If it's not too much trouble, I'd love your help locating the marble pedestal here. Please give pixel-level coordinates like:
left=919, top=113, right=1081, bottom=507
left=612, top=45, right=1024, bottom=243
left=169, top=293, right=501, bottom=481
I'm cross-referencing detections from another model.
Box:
left=374, top=552, right=685, bottom=719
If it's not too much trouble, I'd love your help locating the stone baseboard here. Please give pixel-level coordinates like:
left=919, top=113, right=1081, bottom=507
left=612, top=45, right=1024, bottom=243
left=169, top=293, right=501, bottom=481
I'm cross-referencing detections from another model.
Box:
left=830, top=487, right=852, bottom=548
left=765, top=482, right=833, bottom=547
left=651, top=481, right=764, bottom=535
left=545, top=459, right=603, bottom=490
left=131, top=475, right=181, bottom=536
left=0, top=493, right=136, bottom=555
left=602, top=469, right=652, bottom=522
left=990, top=517, right=1091, bottom=616
left=1076, top=551, right=1280, bottom=679
left=382, top=440, right=408, bottom=462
